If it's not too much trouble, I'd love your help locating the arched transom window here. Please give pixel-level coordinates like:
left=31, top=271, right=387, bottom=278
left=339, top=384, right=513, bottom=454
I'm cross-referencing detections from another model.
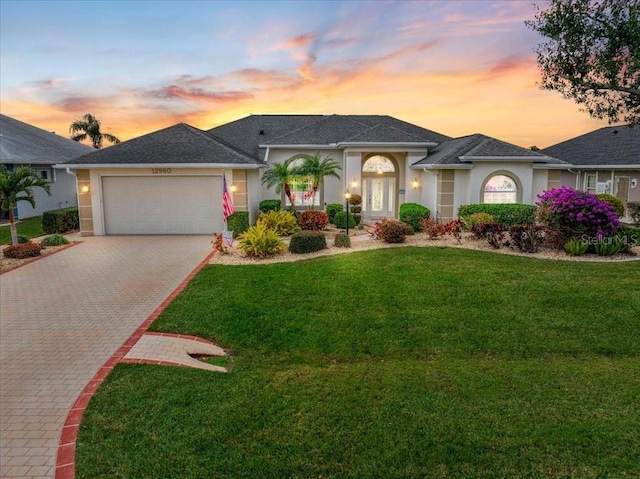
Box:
left=484, top=174, right=517, bottom=204
left=362, top=155, right=395, bottom=174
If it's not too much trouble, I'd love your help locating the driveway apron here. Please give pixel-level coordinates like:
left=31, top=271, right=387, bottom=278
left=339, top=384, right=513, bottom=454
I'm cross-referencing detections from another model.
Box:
left=0, top=236, right=213, bottom=478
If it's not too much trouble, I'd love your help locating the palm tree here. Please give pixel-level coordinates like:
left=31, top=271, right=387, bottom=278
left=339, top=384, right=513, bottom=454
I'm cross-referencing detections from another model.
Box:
left=0, top=165, right=51, bottom=245
left=261, top=158, right=300, bottom=212
left=299, top=153, right=341, bottom=209
left=69, top=113, right=120, bottom=149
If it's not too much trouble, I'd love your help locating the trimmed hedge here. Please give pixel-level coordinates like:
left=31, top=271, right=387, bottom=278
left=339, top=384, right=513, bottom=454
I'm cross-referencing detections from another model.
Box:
left=597, top=194, right=625, bottom=218
left=289, top=231, right=327, bottom=254
left=3, top=242, right=43, bottom=259
left=42, top=207, right=79, bottom=234
left=399, top=203, right=430, bottom=232
left=325, top=203, right=344, bottom=223
left=259, top=199, right=281, bottom=214
left=332, top=211, right=356, bottom=229
left=458, top=204, right=535, bottom=227
left=227, top=211, right=250, bottom=238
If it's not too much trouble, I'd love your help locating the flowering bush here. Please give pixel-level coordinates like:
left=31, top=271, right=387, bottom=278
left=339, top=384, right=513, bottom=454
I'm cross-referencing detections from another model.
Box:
left=537, top=187, right=620, bottom=248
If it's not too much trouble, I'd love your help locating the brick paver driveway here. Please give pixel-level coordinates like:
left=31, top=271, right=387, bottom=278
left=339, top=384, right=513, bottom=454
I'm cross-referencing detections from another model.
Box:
left=0, top=236, right=213, bottom=478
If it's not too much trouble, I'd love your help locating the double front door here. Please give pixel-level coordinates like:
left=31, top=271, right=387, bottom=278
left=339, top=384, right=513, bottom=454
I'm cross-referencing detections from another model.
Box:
left=362, top=176, right=395, bottom=219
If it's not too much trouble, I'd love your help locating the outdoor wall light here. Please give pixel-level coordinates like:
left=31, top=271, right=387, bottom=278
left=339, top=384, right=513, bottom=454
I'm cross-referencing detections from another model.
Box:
left=230, top=183, right=238, bottom=193
left=412, top=178, right=420, bottom=188
left=80, top=184, right=90, bottom=194
left=351, top=178, right=358, bottom=188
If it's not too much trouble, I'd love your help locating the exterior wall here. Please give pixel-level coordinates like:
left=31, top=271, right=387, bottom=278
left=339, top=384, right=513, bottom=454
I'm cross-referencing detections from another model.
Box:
left=566, top=170, right=640, bottom=203
left=16, top=166, right=78, bottom=219
left=81, top=167, right=249, bottom=236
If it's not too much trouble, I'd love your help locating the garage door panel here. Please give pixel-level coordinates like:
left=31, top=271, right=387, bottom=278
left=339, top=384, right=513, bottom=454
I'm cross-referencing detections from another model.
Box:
left=102, top=176, right=223, bottom=235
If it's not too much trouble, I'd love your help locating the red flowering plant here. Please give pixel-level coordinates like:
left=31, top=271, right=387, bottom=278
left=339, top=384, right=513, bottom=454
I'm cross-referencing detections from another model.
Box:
left=537, top=187, right=620, bottom=248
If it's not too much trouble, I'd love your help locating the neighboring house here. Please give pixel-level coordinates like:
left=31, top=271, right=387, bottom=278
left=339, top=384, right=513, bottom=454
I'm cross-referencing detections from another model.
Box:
left=543, top=125, right=640, bottom=217
left=58, top=114, right=566, bottom=236
left=0, top=114, right=92, bottom=219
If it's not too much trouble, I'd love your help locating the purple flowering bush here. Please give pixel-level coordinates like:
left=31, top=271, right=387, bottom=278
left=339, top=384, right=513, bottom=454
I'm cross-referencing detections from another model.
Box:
left=537, top=187, right=620, bottom=248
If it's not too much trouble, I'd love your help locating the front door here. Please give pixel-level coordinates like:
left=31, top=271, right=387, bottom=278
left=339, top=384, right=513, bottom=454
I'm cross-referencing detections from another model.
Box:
left=362, top=176, right=395, bottom=219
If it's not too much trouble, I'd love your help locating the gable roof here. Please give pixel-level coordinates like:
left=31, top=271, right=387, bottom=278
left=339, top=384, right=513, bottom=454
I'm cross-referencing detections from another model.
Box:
left=412, top=133, right=561, bottom=168
left=64, top=123, right=260, bottom=167
left=209, top=114, right=451, bottom=160
left=541, top=125, right=640, bottom=167
left=0, top=114, right=93, bottom=165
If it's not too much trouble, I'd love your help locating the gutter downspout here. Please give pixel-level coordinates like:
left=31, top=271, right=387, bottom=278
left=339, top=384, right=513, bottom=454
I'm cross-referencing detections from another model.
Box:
left=423, top=167, right=439, bottom=220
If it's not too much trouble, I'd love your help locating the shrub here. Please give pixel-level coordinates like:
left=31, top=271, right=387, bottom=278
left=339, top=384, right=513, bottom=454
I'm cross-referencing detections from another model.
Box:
left=597, top=194, right=625, bottom=217
left=227, top=211, right=250, bottom=238
left=289, top=230, right=327, bottom=254
left=3, top=242, right=43, bottom=259
left=627, top=201, right=640, bottom=223
left=259, top=199, right=281, bottom=214
left=475, top=222, right=506, bottom=249
left=615, top=225, right=640, bottom=253
left=464, top=212, right=494, bottom=231
left=473, top=221, right=506, bottom=239
left=325, top=203, right=344, bottom=223
left=257, top=210, right=298, bottom=236
left=458, top=204, right=536, bottom=227
left=42, top=207, right=79, bottom=234
left=17, top=234, right=29, bottom=244
left=334, top=232, right=351, bottom=248
left=509, top=224, right=544, bottom=253
left=379, top=219, right=410, bottom=243
left=348, top=194, right=362, bottom=206
left=211, top=233, right=231, bottom=255
left=40, top=234, right=70, bottom=247
left=593, top=236, right=623, bottom=256
left=564, top=238, right=589, bottom=256
left=399, top=203, right=430, bottom=232
left=298, top=210, right=329, bottom=231
left=237, top=223, right=286, bottom=258
left=333, top=211, right=356, bottom=229
left=421, top=218, right=446, bottom=239
left=444, top=219, right=464, bottom=244
left=353, top=214, right=362, bottom=226
left=537, top=187, right=620, bottom=248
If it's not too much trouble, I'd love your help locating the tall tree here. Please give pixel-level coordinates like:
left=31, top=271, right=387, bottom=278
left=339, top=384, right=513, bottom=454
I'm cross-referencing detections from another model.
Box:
left=299, top=153, right=341, bottom=210
left=69, top=113, right=121, bottom=149
left=261, top=158, right=300, bottom=211
left=526, top=0, right=640, bottom=125
left=0, top=165, right=51, bottom=245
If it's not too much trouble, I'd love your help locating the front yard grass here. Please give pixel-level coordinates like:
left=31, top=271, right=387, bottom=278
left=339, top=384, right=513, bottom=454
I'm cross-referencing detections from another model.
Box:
left=0, top=215, right=44, bottom=244
left=77, top=248, right=640, bottom=478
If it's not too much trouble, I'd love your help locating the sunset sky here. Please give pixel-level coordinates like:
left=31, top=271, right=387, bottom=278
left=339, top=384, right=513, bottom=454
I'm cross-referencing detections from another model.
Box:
left=0, top=0, right=613, bottom=149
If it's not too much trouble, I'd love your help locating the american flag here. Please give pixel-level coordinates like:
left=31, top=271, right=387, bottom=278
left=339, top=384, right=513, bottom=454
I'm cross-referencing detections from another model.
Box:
left=222, top=173, right=234, bottom=222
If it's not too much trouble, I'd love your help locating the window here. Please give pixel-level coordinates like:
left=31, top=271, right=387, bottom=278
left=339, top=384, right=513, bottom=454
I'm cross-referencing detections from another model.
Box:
left=585, top=173, right=596, bottom=193
left=284, top=158, right=320, bottom=208
left=40, top=169, right=49, bottom=180
left=483, top=174, right=517, bottom=204
left=362, top=155, right=395, bottom=174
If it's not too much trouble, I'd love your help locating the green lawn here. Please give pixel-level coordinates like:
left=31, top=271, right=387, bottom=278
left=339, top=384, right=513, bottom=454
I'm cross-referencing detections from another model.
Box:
left=77, top=248, right=640, bottom=479
left=0, top=215, right=45, bottom=245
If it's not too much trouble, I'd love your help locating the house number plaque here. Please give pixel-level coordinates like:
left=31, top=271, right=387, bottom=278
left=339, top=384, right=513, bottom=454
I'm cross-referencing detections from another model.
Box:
left=151, top=168, right=172, bottom=174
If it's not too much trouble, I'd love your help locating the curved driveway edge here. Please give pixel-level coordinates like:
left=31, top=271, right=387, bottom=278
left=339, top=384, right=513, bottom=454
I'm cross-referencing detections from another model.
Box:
left=0, top=236, right=214, bottom=479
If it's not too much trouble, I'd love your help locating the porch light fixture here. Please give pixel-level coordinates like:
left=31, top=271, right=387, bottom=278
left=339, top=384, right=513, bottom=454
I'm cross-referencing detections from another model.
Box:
left=351, top=178, right=358, bottom=188
left=377, top=168, right=383, bottom=175
left=80, top=183, right=90, bottom=194
left=345, top=190, right=351, bottom=236
left=230, top=183, right=238, bottom=193
left=412, top=178, right=419, bottom=189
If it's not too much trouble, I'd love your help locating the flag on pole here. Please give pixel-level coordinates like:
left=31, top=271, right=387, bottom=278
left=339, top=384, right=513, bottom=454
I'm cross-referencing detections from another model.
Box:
left=222, top=173, right=235, bottom=222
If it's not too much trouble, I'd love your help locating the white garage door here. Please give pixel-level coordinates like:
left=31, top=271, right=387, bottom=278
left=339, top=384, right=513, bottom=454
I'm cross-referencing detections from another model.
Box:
left=102, top=176, right=223, bottom=235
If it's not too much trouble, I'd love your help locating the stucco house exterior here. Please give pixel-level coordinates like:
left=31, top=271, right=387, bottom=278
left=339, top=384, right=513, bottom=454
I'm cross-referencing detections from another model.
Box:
left=1, top=114, right=92, bottom=219
left=544, top=125, right=639, bottom=218
left=58, top=114, right=567, bottom=236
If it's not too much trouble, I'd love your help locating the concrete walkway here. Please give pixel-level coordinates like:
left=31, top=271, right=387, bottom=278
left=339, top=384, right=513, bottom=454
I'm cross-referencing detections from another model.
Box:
left=0, top=236, right=213, bottom=479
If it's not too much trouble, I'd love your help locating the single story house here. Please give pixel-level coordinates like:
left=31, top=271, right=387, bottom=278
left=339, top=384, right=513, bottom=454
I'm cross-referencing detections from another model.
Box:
left=1, top=114, right=92, bottom=219
left=58, top=114, right=572, bottom=236
left=542, top=125, right=639, bottom=218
